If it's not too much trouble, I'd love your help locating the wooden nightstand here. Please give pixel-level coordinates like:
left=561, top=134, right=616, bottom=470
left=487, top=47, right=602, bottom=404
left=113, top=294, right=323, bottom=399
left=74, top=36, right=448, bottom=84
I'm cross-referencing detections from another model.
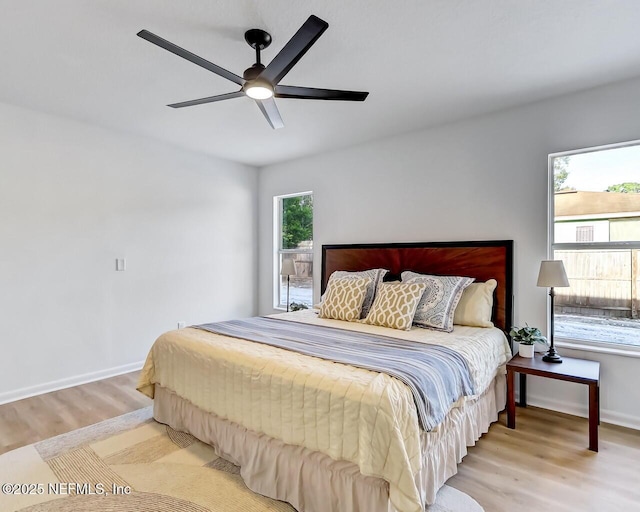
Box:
left=506, top=354, right=600, bottom=451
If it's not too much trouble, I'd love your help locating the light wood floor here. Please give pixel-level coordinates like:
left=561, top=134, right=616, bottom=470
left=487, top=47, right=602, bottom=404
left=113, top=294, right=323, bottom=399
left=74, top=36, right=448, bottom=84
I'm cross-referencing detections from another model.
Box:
left=448, top=407, right=640, bottom=512
left=0, top=372, right=150, bottom=455
left=1, top=373, right=639, bottom=511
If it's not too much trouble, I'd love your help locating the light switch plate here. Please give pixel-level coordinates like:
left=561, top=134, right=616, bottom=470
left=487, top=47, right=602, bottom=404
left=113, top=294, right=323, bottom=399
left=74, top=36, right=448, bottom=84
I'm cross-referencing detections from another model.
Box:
left=116, top=258, right=126, bottom=271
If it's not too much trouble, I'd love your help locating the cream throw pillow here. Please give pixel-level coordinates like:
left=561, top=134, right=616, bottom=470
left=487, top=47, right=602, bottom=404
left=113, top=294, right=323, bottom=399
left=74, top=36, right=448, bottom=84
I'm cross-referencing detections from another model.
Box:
left=319, top=277, right=372, bottom=322
left=453, top=279, right=497, bottom=328
left=364, top=282, right=427, bottom=331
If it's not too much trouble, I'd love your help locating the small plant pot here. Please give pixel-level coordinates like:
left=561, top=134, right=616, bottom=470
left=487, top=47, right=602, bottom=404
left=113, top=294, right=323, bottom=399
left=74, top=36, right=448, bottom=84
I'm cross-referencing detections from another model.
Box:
left=519, top=343, right=535, bottom=358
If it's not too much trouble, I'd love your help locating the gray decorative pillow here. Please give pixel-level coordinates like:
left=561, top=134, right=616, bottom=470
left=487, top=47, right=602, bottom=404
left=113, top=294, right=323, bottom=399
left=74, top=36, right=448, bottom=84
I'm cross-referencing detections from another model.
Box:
left=401, top=271, right=475, bottom=332
left=325, top=268, right=388, bottom=318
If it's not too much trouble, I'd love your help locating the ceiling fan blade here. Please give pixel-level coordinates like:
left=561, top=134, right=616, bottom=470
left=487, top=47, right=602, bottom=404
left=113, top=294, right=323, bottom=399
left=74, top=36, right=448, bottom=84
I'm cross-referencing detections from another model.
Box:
left=137, top=29, right=244, bottom=86
left=260, top=15, right=328, bottom=85
left=275, top=85, right=368, bottom=101
left=168, top=91, right=245, bottom=108
left=256, top=97, right=284, bottom=129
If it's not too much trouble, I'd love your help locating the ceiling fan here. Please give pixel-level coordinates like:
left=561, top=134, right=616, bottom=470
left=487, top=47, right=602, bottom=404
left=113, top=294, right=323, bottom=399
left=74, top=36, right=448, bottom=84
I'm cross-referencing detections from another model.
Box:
left=137, top=15, right=369, bottom=129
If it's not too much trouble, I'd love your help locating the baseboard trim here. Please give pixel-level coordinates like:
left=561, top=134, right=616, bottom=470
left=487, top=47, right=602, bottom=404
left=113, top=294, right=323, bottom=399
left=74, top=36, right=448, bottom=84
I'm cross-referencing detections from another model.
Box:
left=525, top=394, right=640, bottom=431
left=0, top=361, right=144, bottom=406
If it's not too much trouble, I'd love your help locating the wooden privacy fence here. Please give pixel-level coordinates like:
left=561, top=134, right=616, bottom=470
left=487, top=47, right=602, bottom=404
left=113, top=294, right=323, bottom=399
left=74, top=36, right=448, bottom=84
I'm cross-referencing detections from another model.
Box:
left=555, top=249, right=640, bottom=318
left=292, top=252, right=313, bottom=278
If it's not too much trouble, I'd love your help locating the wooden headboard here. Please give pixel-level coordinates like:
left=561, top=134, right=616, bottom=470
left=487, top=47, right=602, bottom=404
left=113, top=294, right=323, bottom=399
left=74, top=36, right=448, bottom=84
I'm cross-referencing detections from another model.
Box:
left=321, top=240, right=514, bottom=333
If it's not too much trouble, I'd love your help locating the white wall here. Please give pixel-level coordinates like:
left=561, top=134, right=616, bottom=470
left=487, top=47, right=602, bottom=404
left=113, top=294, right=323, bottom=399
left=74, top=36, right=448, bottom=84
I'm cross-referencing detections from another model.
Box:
left=0, top=102, right=258, bottom=403
left=258, top=76, right=640, bottom=430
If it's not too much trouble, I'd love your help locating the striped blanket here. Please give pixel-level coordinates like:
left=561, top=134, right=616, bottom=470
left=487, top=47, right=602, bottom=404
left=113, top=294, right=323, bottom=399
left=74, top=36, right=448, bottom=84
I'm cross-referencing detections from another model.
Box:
left=194, top=316, right=474, bottom=431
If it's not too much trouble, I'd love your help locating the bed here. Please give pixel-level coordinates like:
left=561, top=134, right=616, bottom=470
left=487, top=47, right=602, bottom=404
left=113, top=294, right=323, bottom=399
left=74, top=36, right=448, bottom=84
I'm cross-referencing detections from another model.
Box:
left=138, top=240, right=514, bottom=512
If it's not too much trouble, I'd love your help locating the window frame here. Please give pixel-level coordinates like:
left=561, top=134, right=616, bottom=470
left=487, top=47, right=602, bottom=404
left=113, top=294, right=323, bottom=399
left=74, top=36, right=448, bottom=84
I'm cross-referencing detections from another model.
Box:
left=548, top=140, right=640, bottom=357
left=273, top=191, right=314, bottom=310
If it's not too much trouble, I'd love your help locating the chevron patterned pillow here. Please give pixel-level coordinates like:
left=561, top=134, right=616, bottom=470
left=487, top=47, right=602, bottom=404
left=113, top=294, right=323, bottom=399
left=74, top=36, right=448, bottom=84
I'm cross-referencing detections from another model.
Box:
left=363, top=282, right=427, bottom=330
left=325, top=268, right=389, bottom=318
left=319, top=277, right=372, bottom=322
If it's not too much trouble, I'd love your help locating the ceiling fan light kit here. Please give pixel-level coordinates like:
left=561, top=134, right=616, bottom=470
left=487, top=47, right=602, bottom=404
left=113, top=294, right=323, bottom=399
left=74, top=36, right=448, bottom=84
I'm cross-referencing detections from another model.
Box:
left=137, top=15, right=368, bottom=129
left=244, top=81, right=274, bottom=100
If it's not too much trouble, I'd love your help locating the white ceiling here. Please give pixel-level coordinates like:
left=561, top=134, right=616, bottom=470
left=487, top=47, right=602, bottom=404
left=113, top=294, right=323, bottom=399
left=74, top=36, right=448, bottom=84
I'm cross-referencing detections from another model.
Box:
left=2, top=0, right=640, bottom=166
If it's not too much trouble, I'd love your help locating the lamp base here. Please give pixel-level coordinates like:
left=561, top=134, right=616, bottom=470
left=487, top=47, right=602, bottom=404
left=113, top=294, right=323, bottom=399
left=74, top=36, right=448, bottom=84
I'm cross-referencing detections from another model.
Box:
left=542, top=347, right=563, bottom=363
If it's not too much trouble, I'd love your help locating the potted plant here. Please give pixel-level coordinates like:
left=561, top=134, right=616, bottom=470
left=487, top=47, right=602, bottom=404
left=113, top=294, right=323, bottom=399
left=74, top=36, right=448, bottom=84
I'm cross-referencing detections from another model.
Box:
left=290, top=302, right=309, bottom=312
left=509, top=325, right=548, bottom=358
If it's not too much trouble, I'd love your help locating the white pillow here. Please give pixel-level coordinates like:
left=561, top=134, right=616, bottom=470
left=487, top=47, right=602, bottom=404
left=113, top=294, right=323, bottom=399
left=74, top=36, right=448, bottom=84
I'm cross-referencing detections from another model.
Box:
left=453, top=279, right=497, bottom=328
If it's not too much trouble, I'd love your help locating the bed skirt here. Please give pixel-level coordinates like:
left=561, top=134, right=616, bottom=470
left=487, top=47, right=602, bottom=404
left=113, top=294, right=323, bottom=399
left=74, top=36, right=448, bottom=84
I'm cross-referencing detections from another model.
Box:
left=153, top=371, right=505, bottom=512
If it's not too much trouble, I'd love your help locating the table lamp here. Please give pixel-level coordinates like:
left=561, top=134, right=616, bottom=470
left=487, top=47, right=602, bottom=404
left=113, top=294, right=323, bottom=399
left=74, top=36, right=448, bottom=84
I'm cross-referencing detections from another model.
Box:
left=537, top=260, right=570, bottom=363
left=280, top=258, right=297, bottom=312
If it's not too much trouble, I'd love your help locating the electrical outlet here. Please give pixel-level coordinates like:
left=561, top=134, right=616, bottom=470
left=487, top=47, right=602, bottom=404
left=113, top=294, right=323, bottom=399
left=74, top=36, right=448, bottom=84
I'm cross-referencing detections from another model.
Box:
left=177, top=321, right=186, bottom=329
left=115, top=258, right=126, bottom=271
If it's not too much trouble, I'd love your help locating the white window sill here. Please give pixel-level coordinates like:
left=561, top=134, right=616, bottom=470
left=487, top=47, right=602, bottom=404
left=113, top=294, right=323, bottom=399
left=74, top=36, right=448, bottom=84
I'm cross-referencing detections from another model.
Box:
left=555, top=337, right=640, bottom=359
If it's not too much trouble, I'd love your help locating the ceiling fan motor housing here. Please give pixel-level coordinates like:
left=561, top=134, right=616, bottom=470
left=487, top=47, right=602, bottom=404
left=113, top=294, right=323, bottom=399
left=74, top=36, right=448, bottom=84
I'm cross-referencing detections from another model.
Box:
left=243, top=63, right=266, bottom=81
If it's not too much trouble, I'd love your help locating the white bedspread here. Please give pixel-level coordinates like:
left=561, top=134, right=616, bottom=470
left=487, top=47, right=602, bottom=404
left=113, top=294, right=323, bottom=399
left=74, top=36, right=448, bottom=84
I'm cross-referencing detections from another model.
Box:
left=138, top=310, right=511, bottom=512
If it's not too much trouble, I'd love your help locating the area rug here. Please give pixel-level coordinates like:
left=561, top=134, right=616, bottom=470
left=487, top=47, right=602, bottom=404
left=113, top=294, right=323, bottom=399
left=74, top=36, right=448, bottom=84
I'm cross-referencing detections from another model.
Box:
left=0, top=407, right=483, bottom=512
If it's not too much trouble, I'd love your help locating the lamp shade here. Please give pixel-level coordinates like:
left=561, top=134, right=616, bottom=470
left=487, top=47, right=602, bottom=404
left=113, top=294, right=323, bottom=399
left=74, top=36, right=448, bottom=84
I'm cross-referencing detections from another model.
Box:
left=537, top=260, right=569, bottom=287
left=280, top=258, right=297, bottom=277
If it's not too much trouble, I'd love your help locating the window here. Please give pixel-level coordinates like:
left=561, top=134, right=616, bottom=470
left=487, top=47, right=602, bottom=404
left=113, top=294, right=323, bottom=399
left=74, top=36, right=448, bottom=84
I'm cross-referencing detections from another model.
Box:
left=274, top=192, right=313, bottom=309
left=575, top=226, right=594, bottom=242
left=550, top=142, right=640, bottom=348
